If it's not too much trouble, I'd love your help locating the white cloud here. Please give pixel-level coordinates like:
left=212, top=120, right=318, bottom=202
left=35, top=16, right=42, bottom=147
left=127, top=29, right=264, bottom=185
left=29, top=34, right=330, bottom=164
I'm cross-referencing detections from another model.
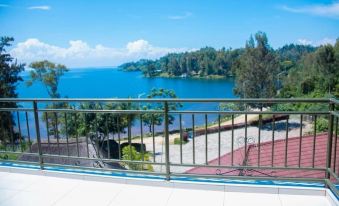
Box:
left=297, top=38, right=313, bottom=45
left=317, top=37, right=336, bottom=45
left=126, top=39, right=150, bottom=53
left=281, top=3, right=339, bottom=18
left=10, top=38, right=193, bottom=67
left=27, top=5, right=51, bottom=10
left=297, top=37, right=336, bottom=46
left=168, top=12, right=192, bottom=20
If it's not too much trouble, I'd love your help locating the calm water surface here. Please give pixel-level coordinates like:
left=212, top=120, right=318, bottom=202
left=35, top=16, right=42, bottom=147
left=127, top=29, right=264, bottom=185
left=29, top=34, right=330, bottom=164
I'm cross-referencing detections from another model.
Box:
left=18, top=68, right=235, bottom=99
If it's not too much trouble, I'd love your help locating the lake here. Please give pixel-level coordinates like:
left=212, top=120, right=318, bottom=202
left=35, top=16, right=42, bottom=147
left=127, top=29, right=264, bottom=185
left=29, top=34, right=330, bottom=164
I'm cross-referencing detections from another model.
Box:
left=17, top=68, right=235, bottom=99
left=16, top=68, right=236, bottom=137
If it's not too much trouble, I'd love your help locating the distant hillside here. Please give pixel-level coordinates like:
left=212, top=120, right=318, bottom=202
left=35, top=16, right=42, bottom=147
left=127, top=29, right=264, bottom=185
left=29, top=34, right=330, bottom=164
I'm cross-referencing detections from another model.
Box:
left=118, top=44, right=316, bottom=79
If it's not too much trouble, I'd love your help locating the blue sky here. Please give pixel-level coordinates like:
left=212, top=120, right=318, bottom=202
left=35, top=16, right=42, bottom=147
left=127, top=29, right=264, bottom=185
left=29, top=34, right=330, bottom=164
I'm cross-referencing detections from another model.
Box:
left=0, top=0, right=338, bottom=67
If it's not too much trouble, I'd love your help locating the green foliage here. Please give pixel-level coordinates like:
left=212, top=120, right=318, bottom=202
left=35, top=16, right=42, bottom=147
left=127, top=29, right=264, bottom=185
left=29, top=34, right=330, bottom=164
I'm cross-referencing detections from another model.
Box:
left=122, top=145, right=153, bottom=171
left=141, top=88, right=182, bottom=132
left=26, top=60, right=69, bottom=137
left=0, top=153, right=19, bottom=160
left=27, top=60, right=68, bottom=98
left=233, top=31, right=279, bottom=101
left=273, top=90, right=330, bottom=112
left=279, top=39, right=339, bottom=99
left=277, top=44, right=316, bottom=63
left=314, top=118, right=328, bottom=133
left=316, top=45, right=337, bottom=94
left=119, top=32, right=338, bottom=103
left=61, top=102, right=136, bottom=138
left=219, top=103, right=244, bottom=111
left=0, top=37, right=25, bottom=143
left=119, top=47, right=244, bottom=78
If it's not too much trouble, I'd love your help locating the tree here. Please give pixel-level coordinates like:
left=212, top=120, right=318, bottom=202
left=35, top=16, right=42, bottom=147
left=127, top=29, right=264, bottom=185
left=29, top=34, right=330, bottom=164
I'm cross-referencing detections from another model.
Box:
left=277, top=44, right=316, bottom=63
left=279, top=39, right=339, bottom=99
left=0, top=37, right=25, bottom=143
left=27, top=60, right=68, bottom=98
left=118, top=47, right=243, bottom=78
left=61, top=102, right=137, bottom=140
left=316, top=45, right=336, bottom=94
left=233, top=31, right=279, bottom=101
left=26, top=60, right=69, bottom=137
left=141, top=88, right=182, bottom=132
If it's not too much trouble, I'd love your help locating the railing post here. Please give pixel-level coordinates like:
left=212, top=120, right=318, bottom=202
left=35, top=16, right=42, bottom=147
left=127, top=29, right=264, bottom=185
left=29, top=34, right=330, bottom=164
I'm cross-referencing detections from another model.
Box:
left=326, top=103, right=334, bottom=179
left=33, top=101, right=44, bottom=170
left=164, top=101, right=170, bottom=180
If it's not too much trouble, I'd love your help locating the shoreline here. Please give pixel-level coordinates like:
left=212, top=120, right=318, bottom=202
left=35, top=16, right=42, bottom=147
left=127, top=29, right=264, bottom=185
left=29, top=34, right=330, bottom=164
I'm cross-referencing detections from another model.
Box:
left=121, top=69, right=234, bottom=80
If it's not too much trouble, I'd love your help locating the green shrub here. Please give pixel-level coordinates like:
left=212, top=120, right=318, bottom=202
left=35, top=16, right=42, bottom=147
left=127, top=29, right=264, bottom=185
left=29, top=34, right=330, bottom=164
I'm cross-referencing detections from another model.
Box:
left=0, top=153, right=19, bottom=160
left=122, top=145, right=153, bottom=171
left=315, top=118, right=328, bottom=132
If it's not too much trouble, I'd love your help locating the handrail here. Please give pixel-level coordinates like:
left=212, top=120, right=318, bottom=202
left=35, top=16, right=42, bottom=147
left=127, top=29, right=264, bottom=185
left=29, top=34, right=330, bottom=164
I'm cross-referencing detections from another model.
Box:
left=0, top=97, right=337, bottom=196
left=0, top=97, right=331, bottom=103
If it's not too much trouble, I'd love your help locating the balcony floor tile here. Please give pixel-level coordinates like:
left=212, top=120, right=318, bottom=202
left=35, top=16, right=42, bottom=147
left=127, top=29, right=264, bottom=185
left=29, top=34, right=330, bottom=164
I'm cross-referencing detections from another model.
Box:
left=224, top=192, right=282, bottom=206
left=108, top=184, right=173, bottom=206
left=0, top=170, right=336, bottom=206
left=167, top=188, right=224, bottom=206
left=279, top=194, right=332, bottom=206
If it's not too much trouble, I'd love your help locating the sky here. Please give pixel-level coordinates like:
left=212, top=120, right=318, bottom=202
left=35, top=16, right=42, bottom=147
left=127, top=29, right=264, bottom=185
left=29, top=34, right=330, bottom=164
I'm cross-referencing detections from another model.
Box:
left=0, top=0, right=338, bottom=67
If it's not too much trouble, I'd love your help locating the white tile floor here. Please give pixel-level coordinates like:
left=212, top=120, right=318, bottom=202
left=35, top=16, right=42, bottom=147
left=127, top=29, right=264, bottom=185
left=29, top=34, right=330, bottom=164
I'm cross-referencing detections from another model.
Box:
left=0, top=170, right=337, bottom=206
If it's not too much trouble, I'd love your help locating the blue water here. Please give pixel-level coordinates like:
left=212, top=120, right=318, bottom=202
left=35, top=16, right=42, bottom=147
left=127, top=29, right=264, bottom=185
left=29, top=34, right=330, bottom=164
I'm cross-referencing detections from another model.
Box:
left=16, top=68, right=236, bottom=138
left=17, top=68, right=235, bottom=99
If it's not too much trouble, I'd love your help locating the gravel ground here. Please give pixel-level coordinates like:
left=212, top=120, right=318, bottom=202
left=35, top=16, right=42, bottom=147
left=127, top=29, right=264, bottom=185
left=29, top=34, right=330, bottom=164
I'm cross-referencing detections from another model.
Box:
left=127, top=116, right=313, bottom=173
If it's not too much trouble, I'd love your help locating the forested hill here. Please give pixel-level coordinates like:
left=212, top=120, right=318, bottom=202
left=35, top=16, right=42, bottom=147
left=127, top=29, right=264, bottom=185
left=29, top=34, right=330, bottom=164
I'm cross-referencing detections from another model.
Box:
left=118, top=42, right=316, bottom=78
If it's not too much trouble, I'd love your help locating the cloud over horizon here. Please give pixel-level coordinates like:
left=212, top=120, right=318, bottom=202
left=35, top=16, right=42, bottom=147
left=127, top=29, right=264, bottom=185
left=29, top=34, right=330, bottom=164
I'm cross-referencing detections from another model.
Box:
left=10, top=39, right=193, bottom=68
left=27, top=5, right=51, bottom=10
left=281, top=2, right=339, bottom=18
left=168, top=11, right=192, bottom=20
left=297, top=37, right=336, bottom=46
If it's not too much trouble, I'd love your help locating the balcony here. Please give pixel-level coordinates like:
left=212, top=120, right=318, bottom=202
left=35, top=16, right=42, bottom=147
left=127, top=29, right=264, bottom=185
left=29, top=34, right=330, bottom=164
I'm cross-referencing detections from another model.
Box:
left=0, top=98, right=338, bottom=206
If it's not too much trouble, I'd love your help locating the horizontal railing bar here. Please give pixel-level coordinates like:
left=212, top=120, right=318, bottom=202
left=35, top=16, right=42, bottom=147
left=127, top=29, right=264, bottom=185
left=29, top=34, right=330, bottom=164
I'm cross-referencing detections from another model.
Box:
left=169, top=111, right=329, bottom=115
left=0, top=159, right=166, bottom=176
left=38, top=108, right=163, bottom=114
left=0, top=108, right=330, bottom=115
left=171, top=173, right=325, bottom=183
left=0, top=98, right=331, bottom=103
left=170, top=163, right=326, bottom=171
left=0, top=108, right=34, bottom=112
left=43, top=162, right=166, bottom=176
left=0, top=151, right=38, bottom=156
left=41, top=153, right=165, bottom=165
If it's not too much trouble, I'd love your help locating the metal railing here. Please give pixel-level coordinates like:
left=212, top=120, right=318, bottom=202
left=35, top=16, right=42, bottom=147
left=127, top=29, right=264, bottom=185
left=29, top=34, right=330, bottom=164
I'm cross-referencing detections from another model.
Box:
left=0, top=98, right=338, bottom=195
